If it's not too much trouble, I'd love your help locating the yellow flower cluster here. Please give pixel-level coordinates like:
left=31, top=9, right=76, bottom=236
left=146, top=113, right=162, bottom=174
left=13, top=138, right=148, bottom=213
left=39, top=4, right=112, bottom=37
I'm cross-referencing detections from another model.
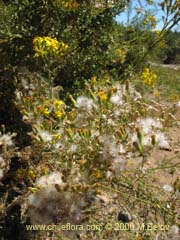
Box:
left=53, top=99, right=65, bottom=120
left=37, top=99, right=65, bottom=120
left=140, top=68, right=157, bottom=86
left=143, top=15, right=157, bottom=28
left=170, top=94, right=179, bottom=102
left=54, top=0, right=79, bottom=10
left=33, top=36, right=68, bottom=58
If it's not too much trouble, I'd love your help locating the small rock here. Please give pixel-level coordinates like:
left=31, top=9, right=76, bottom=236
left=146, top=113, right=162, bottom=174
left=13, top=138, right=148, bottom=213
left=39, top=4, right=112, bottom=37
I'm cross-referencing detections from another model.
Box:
left=117, top=210, right=132, bottom=223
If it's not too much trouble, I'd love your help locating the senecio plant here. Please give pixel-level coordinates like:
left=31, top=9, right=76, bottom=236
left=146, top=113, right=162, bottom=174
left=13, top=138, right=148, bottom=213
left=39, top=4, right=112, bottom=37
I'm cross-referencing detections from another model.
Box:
left=13, top=40, right=178, bottom=237
left=14, top=67, right=179, bottom=225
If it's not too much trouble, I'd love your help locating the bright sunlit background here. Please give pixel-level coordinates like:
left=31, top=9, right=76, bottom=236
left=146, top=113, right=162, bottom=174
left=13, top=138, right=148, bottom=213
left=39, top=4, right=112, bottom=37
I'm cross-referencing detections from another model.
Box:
left=115, top=0, right=179, bottom=31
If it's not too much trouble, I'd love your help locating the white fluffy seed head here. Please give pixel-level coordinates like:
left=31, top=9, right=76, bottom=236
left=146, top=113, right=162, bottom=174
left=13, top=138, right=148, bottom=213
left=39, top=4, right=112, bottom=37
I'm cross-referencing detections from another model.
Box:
left=36, top=172, right=63, bottom=188
left=0, top=132, right=15, bottom=147
left=38, top=130, right=52, bottom=142
left=110, top=93, right=123, bottom=106
left=163, top=184, right=173, bottom=193
left=76, top=96, right=95, bottom=111
left=137, top=118, right=162, bottom=134
left=155, top=132, right=170, bottom=149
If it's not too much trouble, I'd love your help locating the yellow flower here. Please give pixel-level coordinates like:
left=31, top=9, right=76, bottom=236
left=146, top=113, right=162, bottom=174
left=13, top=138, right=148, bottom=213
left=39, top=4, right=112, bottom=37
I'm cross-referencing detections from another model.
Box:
left=28, top=170, right=36, bottom=179
left=42, top=107, right=50, bottom=117
left=53, top=100, right=64, bottom=109
left=170, top=94, right=179, bottom=101
left=59, top=41, right=69, bottom=51
left=143, top=15, right=157, bottom=28
left=53, top=110, right=65, bottom=120
left=53, top=134, right=61, bottom=140
left=92, top=170, right=103, bottom=179
left=97, top=90, right=107, bottom=101
left=140, top=68, right=157, bottom=86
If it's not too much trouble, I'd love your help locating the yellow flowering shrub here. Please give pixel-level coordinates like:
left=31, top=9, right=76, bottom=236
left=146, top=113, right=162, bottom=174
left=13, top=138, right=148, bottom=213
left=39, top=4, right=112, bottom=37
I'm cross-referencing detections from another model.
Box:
left=140, top=67, right=157, bottom=86
left=33, top=36, right=68, bottom=58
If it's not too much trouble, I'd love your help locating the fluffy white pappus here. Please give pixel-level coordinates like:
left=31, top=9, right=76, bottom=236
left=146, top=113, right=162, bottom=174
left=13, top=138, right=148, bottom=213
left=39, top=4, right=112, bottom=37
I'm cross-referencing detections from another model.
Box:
left=113, top=109, right=121, bottom=117
left=106, top=170, right=113, bottom=179
left=131, top=133, right=152, bottom=147
left=108, top=142, right=125, bottom=157
left=36, top=172, right=63, bottom=188
left=54, top=141, right=63, bottom=150
left=28, top=188, right=88, bottom=225
left=137, top=117, right=162, bottom=134
left=155, top=132, right=170, bottom=149
left=107, top=118, right=116, bottom=126
left=163, top=184, right=173, bottom=193
left=27, top=172, right=91, bottom=225
left=38, top=130, right=53, bottom=143
left=177, top=101, right=180, bottom=107
left=110, top=93, right=123, bottom=106
left=68, top=144, right=78, bottom=153
left=101, top=138, right=125, bottom=157
left=0, top=132, right=15, bottom=147
left=142, top=135, right=152, bottom=147
left=111, top=156, right=127, bottom=172
left=28, top=189, right=69, bottom=224
left=100, top=136, right=126, bottom=171
left=76, top=96, right=96, bottom=111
